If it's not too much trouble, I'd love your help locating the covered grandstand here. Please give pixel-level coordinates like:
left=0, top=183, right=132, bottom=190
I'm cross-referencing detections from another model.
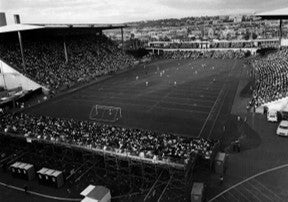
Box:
left=0, top=14, right=135, bottom=92
left=257, top=7, right=288, bottom=46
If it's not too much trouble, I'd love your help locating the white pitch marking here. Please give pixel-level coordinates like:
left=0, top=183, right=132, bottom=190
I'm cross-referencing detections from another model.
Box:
left=0, top=181, right=81, bottom=201
left=208, top=164, right=288, bottom=202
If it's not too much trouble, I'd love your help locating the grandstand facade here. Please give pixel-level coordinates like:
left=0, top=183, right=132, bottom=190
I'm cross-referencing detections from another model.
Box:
left=147, top=39, right=279, bottom=56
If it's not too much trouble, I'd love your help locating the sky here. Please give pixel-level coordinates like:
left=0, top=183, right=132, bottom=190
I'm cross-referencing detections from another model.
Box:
left=1, top=0, right=288, bottom=24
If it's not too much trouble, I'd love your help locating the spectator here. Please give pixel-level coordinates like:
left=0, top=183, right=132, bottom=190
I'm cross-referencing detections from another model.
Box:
left=250, top=48, right=288, bottom=108
left=0, top=34, right=135, bottom=92
left=0, top=113, right=217, bottom=165
left=161, top=50, right=245, bottom=60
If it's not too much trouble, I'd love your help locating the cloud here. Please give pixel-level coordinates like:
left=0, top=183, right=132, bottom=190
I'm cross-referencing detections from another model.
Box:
left=159, top=0, right=219, bottom=10
left=1, top=0, right=288, bottom=23
left=2, top=0, right=163, bottom=23
left=2, top=0, right=102, bottom=10
left=160, top=0, right=288, bottom=12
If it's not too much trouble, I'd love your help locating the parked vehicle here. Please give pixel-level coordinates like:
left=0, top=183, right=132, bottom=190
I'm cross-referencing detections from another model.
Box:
left=276, top=120, right=288, bottom=136
left=267, top=109, right=278, bottom=122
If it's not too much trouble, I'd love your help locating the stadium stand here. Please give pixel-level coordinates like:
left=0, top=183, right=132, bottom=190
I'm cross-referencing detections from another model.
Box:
left=162, top=50, right=245, bottom=60
left=250, top=48, right=288, bottom=107
left=0, top=113, right=216, bottom=165
left=148, top=40, right=279, bottom=50
left=0, top=34, right=135, bottom=92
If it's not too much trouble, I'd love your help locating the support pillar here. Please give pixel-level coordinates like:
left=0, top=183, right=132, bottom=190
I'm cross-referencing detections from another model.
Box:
left=63, top=38, right=68, bottom=63
left=14, top=15, right=26, bottom=72
left=17, top=31, right=26, bottom=72
left=279, top=19, right=283, bottom=47
left=121, top=27, right=124, bottom=53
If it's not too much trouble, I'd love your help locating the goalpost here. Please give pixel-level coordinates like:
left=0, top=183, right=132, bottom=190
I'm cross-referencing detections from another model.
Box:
left=89, top=104, right=122, bottom=122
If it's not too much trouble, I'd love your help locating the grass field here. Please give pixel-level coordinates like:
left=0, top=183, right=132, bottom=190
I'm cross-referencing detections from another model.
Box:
left=26, top=58, right=243, bottom=139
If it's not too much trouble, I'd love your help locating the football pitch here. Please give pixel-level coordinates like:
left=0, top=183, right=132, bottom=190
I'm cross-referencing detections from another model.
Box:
left=26, top=58, right=244, bottom=139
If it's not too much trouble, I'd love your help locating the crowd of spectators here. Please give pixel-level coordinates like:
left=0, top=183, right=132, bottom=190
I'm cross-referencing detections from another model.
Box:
left=250, top=48, right=288, bottom=107
left=162, top=50, right=246, bottom=60
left=0, top=113, right=216, bottom=165
left=0, top=34, right=135, bottom=92
left=212, top=50, right=245, bottom=59
left=258, top=42, right=279, bottom=49
left=210, top=41, right=256, bottom=49
left=149, top=41, right=278, bottom=49
left=210, top=42, right=230, bottom=49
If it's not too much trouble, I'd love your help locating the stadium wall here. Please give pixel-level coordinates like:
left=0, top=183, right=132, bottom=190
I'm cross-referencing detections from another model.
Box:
left=147, top=48, right=258, bottom=55
left=0, top=60, right=46, bottom=91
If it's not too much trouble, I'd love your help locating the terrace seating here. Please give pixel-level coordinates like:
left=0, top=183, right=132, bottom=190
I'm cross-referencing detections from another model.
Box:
left=0, top=35, right=135, bottom=92
left=162, top=50, right=245, bottom=60
left=0, top=113, right=216, bottom=165
left=218, top=43, right=230, bottom=49
left=251, top=49, right=288, bottom=107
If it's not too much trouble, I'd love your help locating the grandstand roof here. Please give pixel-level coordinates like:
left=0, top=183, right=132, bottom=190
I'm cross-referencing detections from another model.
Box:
left=30, top=23, right=127, bottom=29
left=257, top=7, right=288, bottom=19
left=0, top=24, right=44, bottom=34
left=0, top=23, right=127, bottom=34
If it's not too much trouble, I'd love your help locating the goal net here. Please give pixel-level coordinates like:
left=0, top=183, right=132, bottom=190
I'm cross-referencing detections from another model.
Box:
left=89, top=105, right=122, bottom=122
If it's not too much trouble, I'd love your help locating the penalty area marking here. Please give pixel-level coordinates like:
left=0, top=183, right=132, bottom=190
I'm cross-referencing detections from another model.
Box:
left=208, top=163, right=288, bottom=202
left=0, top=181, right=81, bottom=201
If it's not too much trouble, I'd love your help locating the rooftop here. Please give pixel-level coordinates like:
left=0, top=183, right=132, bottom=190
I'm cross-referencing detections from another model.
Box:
left=0, top=23, right=127, bottom=34
left=0, top=24, right=44, bottom=34
left=257, top=8, right=288, bottom=19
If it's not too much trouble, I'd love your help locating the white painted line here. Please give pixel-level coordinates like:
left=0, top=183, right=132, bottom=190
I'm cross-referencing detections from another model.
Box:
left=219, top=194, right=228, bottom=201
left=239, top=184, right=262, bottom=202
left=197, top=86, right=225, bottom=138
left=201, top=60, right=238, bottom=139
left=147, top=94, right=168, bottom=112
left=0, top=181, right=81, bottom=201
left=232, top=187, right=250, bottom=201
left=246, top=181, right=274, bottom=201
left=209, top=163, right=288, bottom=202
left=149, top=105, right=209, bottom=115
left=226, top=190, right=239, bottom=202
left=252, top=178, right=283, bottom=201
left=111, top=95, right=215, bottom=106
left=207, top=87, right=228, bottom=139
